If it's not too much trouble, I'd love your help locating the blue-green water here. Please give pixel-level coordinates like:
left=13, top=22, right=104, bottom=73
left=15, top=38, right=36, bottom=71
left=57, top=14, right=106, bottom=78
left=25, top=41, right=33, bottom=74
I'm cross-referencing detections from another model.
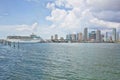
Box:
left=0, top=43, right=120, bottom=80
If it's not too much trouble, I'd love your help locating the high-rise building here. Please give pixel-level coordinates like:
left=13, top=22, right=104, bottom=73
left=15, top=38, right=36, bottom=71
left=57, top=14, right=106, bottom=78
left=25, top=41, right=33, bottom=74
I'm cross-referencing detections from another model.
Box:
left=66, top=34, right=71, bottom=41
left=77, top=32, right=82, bottom=42
left=109, top=36, right=112, bottom=42
left=106, top=32, right=108, bottom=41
left=84, top=28, right=88, bottom=42
left=96, top=30, right=101, bottom=42
left=89, top=31, right=96, bottom=41
left=55, top=34, right=58, bottom=40
left=51, top=35, right=53, bottom=40
left=112, top=28, right=116, bottom=41
left=71, top=34, right=76, bottom=41
left=76, top=33, right=79, bottom=41
left=101, top=34, right=105, bottom=42
left=116, top=32, right=119, bottom=41
left=66, top=34, right=69, bottom=40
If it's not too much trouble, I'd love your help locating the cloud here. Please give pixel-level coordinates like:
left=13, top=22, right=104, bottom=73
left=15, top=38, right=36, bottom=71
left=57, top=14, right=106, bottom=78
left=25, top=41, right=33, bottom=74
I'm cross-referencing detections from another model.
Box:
left=0, top=25, right=30, bottom=38
left=16, top=22, right=38, bottom=32
left=0, top=22, right=66, bottom=39
left=93, top=11, right=120, bottom=23
left=90, top=18, right=120, bottom=29
left=86, top=0, right=120, bottom=11
left=55, top=0, right=85, bottom=8
left=86, top=0, right=120, bottom=22
left=46, top=8, right=67, bottom=23
left=46, top=2, right=55, bottom=10
left=46, top=0, right=120, bottom=34
left=46, top=0, right=91, bottom=33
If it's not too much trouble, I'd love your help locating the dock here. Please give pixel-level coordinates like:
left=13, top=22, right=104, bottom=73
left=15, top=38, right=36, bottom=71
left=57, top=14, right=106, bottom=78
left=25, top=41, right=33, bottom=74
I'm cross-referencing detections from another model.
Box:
left=0, top=39, right=20, bottom=49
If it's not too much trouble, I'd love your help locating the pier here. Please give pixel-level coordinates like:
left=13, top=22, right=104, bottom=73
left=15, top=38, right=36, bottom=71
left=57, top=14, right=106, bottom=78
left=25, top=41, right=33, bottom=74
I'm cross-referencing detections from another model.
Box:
left=0, top=39, right=20, bottom=49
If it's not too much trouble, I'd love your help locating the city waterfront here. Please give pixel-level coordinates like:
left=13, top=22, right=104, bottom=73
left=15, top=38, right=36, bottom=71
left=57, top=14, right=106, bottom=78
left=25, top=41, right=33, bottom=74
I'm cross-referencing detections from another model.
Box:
left=0, top=43, right=120, bottom=80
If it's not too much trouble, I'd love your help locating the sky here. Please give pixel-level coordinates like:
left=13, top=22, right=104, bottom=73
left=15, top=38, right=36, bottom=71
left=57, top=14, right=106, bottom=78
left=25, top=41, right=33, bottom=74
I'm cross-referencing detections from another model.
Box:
left=0, top=0, right=120, bottom=39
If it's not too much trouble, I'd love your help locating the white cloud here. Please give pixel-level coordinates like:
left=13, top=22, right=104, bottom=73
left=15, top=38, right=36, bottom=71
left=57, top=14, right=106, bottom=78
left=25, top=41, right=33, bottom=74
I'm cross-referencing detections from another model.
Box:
left=86, top=0, right=120, bottom=11
left=46, top=0, right=120, bottom=34
left=90, top=18, right=120, bottom=29
left=0, top=22, right=66, bottom=39
left=46, top=0, right=92, bottom=32
left=86, top=0, right=120, bottom=23
left=55, top=0, right=85, bottom=8
left=55, top=0, right=66, bottom=7
left=46, top=2, right=55, bottom=10
left=16, top=22, right=38, bottom=32
left=60, top=9, right=80, bottom=29
left=0, top=25, right=33, bottom=38
left=46, top=8, right=67, bottom=23
left=93, top=11, right=120, bottom=22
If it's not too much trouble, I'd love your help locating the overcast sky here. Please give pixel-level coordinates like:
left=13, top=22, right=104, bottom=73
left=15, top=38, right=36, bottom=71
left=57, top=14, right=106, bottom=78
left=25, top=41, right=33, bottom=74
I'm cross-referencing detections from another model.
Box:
left=0, top=0, right=120, bottom=39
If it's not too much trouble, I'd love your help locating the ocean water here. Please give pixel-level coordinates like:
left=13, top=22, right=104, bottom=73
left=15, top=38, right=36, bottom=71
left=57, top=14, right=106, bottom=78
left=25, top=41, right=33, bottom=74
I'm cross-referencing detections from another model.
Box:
left=0, top=43, right=120, bottom=80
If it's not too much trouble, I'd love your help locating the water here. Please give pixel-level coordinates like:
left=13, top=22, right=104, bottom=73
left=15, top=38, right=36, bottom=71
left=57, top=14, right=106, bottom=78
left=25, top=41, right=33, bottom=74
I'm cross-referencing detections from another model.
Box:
left=0, top=43, right=120, bottom=80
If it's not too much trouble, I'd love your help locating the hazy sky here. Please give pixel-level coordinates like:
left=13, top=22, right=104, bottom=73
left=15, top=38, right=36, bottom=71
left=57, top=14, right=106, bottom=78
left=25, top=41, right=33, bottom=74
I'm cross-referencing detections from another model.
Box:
left=0, top=0, right=120, bottom=39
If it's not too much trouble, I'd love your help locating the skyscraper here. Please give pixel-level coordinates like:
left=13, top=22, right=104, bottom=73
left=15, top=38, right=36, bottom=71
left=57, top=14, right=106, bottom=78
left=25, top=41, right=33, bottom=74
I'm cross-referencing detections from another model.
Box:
left=96, top=30, right=101, bottom=42
left=84, top=28, right=88, bottom=42
left=116, top=32, right=119, bottom=41
left=66, top=34, right=71, bottom=41
left=112, top=28, right=116, bottom=42
left=55, top=34, right=58, bottom=40
left=71, top=34, right=76, bottom=42
left=101, top=34, right=105, bottom=42
left=51, top=35, right=53, bottom=40
left=77, top=32, right=82, bottom=42
left=89, top=31, right=96, bottom=42
left=106, top=32, right=108, bottom=41
left=66, top=34, right=69, bottom=40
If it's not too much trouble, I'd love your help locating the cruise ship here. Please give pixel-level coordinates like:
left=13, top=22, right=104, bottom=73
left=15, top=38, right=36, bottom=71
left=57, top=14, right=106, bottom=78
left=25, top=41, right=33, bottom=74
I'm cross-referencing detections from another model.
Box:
left=6, top=33, right=44, bottom=43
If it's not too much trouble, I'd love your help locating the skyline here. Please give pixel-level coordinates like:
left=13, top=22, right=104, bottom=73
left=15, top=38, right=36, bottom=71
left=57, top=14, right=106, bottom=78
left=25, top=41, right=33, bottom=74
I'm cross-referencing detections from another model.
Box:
left=51, top=27, right=119, bottom=43
left=0, top=0, right=120, bottom=39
